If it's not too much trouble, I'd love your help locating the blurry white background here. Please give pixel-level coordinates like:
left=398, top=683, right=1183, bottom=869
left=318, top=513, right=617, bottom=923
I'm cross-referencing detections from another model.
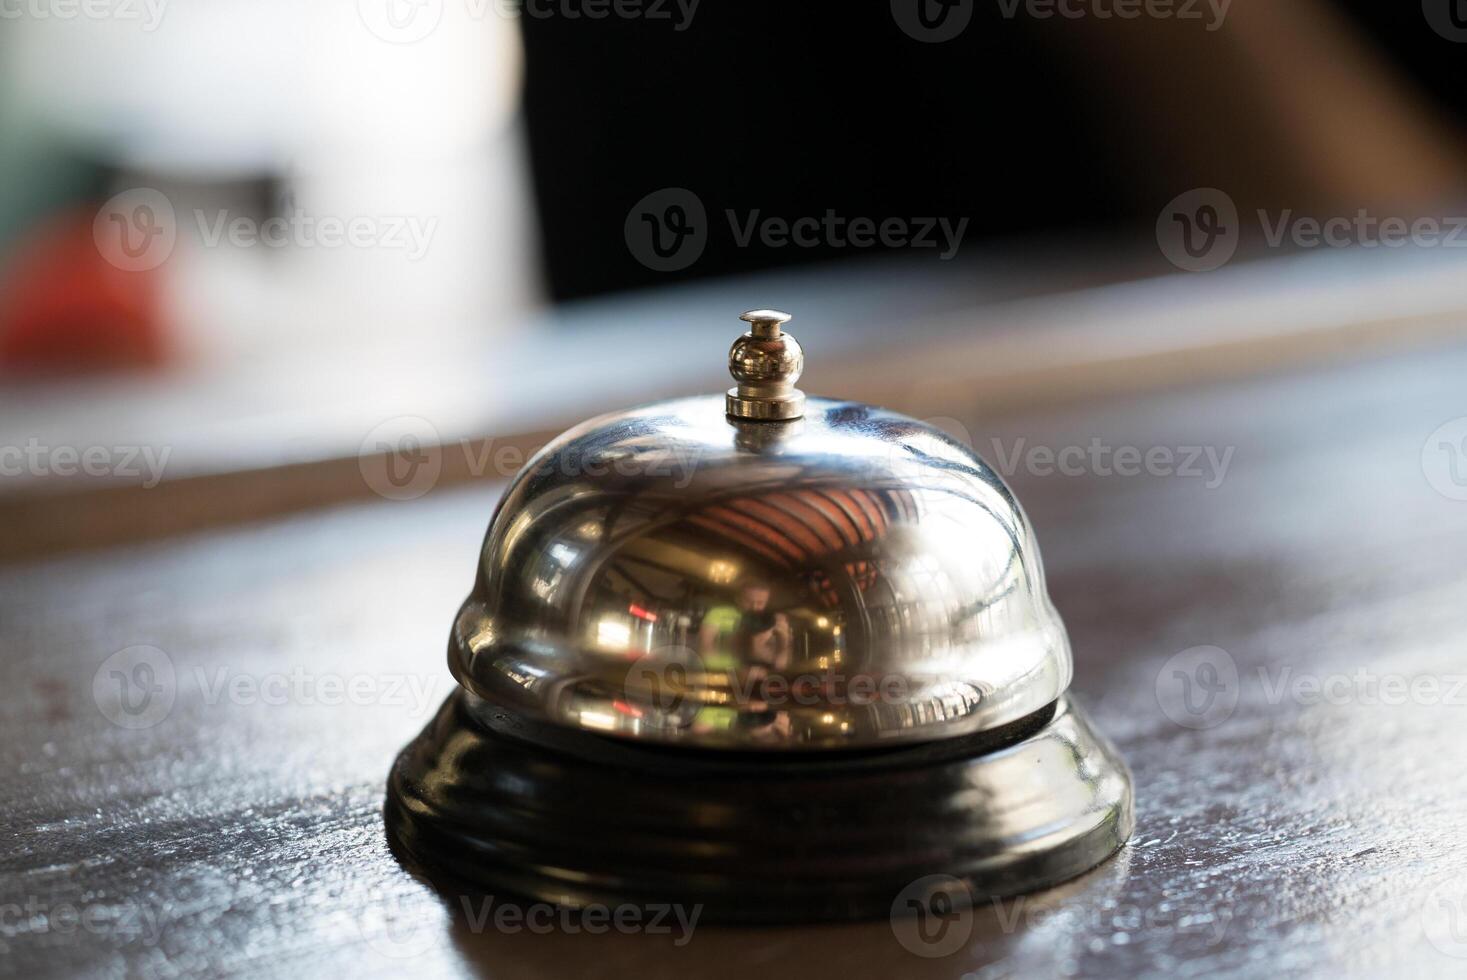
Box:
left=0, top=0, right=537, bottom=364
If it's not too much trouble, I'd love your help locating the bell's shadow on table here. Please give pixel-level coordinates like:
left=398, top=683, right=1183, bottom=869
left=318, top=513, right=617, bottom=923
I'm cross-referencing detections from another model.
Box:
left=380, top=835, right=1136, bottom=979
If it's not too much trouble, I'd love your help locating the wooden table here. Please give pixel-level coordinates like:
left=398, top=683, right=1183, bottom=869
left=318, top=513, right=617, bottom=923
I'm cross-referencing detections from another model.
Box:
left=5, top=256, right=1467, bottom=978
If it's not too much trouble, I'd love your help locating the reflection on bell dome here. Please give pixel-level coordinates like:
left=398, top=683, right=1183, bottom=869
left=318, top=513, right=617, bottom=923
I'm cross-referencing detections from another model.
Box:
left=450, top=395, right=1071, bottom=749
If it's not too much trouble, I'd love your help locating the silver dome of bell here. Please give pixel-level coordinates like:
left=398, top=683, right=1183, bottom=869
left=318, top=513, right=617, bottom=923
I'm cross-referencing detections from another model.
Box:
left=449, top=311, right=1073, bottom=749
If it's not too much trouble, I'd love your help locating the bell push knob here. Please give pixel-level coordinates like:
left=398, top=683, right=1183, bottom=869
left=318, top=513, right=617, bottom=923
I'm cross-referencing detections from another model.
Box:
left=726, top=309, right=806, bottom=421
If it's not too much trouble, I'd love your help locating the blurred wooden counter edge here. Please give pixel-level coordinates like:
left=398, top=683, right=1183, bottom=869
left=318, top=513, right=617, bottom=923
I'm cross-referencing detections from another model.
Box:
left=5, top=244, right=1467, bottom=563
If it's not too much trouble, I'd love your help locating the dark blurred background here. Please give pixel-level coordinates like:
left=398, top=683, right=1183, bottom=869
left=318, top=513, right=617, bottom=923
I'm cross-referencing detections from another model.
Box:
left=3, top=0, right=1467, bottom=514
left=524, top=0, right=1467, bottom=297
left=520, top=1, right=1139, bottom=299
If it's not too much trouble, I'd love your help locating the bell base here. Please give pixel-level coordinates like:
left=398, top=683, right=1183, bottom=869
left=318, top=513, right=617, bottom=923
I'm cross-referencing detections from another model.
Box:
left=385, top=692, right=1133, bottom=924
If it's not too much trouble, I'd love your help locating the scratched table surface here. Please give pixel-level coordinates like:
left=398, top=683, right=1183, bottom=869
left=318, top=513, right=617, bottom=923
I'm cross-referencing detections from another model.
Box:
left=5, top=338, right=1467, bottom=979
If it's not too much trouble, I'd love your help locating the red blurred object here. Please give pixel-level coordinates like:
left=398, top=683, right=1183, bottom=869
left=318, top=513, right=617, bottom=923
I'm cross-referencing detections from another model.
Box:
left=0, top=207, right=171, bottom=372
left=627, top=603, right=658, bottom=622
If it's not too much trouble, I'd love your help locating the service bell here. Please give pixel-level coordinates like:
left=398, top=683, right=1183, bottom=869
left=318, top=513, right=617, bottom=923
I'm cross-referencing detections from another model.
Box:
left=387, top=309, right=1133, bottom=923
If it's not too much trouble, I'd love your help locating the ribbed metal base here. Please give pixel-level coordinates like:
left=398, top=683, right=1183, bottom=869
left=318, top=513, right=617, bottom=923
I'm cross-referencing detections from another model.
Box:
left=384, top=691, right=1132, bottom=924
